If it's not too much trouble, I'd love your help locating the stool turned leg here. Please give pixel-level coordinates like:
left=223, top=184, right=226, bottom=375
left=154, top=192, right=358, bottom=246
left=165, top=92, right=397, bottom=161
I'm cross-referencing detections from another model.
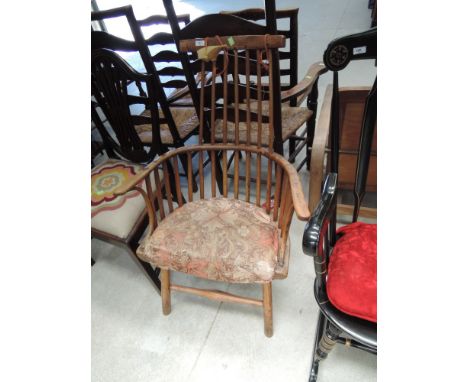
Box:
left=161, top=269, right=171, bottom=315
left=263, top=282, right=273, bottom=337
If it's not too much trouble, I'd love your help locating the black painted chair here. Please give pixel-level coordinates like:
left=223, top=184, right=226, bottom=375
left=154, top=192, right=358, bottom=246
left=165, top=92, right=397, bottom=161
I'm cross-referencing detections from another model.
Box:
left=302, top=28, right=377, bottom=381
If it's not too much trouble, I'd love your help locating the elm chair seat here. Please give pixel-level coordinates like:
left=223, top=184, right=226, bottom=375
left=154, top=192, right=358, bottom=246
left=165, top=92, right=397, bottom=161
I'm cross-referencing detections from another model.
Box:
left=213, top=102, right=313, bottom=146
left=137, top=197, right=290, bottom=283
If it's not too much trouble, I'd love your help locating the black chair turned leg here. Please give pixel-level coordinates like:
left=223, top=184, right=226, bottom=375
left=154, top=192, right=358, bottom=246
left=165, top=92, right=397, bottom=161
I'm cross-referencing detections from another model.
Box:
left=309, top=312, right=341, bottom=382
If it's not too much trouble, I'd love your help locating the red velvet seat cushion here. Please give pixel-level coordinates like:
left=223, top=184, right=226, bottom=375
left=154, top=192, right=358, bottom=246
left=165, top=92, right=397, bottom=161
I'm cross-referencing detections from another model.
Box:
left=327, top=222, right=377, bottom=322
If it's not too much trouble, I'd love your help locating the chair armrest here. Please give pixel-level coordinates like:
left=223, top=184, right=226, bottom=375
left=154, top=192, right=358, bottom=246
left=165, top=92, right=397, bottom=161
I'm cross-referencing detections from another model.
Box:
left=269, top=151, right=311, bottom=221
left=309, top=85, right=333, bottom=211
left=302, top=173, right=337, bottom=257
left=281, top=62, right=327, bottom=105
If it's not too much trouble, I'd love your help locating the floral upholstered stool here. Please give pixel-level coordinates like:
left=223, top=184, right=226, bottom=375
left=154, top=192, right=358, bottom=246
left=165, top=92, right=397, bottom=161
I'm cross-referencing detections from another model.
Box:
left=91, top=159, right=162, bottom=291
left=137, top=197, right=290, bottom=284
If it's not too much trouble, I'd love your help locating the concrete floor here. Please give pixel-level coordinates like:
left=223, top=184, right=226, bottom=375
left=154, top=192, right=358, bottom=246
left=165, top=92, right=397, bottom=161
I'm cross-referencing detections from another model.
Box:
left=92, top=1, right=377, bottom=381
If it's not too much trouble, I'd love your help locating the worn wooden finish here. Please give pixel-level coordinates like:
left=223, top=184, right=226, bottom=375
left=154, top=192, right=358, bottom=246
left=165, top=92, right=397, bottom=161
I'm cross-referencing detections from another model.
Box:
left=309, top=85, right=333, bottom=212
left=180, top=35, right=285, bottom=52
left=263, top=283, right=273, bottom=337
left=187, top=151, right=193, bottom=202
left=114, top=144, right=310, bottom=221
left=161, top=269, right=172, bottom=315
left=118, top=3, right=312, bottom=335
left=112, top=142, right=309, bottom=336
left=171, top=285, right=263, bottom=307
left=172, top=156, right=184, bottom=206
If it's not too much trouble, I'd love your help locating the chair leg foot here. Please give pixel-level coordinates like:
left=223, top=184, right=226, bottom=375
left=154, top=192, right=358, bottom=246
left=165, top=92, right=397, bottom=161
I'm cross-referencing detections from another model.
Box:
left=309, top=314, right=340, bottom=379
left=263, top=282, right=273, bottom=337
left=308, top=360, right=320, bottom=382
left=161, top=269, right=171, bottom=315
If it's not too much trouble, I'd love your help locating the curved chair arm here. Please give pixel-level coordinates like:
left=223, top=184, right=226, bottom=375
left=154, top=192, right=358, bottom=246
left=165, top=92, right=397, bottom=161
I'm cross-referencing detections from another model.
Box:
left=281, top=62, right=327, bottom=105
left=309, top=85, right=333, bottom=211
left=115, top=144, right=310, bottom=219
left=303, top=173, right=337, bottom=257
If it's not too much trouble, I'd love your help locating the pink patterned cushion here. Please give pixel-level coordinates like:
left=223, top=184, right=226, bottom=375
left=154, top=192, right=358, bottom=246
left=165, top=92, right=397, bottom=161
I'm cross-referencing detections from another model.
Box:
left=137, top=198, right=281, bottom=283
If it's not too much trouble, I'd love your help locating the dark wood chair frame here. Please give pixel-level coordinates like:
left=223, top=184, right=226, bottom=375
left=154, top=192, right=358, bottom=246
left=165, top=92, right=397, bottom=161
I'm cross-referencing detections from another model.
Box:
left=91, top=47, right=178, bottom=293
left=302, top=28, right=377, bottom=381
left=163, top=0, right=327, bottom=172
left=91, top=5, right=199, bottom=184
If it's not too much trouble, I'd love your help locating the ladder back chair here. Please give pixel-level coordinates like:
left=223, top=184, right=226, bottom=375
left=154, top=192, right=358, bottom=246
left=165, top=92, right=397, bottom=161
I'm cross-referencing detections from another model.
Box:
left=114, top=34, right=311, bottom=337
left=220, top=7, right=311, bottom=164
left=302, top=28, right=377, bottom=381
left=91, top=48, right=175, bottom=291
left=163, top=0, right=327, bottom=171
left=91, top=5, right=199, bottom=183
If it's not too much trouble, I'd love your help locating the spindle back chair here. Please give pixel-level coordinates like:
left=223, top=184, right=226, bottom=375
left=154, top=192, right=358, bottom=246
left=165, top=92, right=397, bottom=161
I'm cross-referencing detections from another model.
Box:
left=220, top=8, right=299, bottom=104
left=163, top=0, right=327, bottom=170
left=114, top=34, right=310, bottom=337
left=302, top=27, right=377, bottom=381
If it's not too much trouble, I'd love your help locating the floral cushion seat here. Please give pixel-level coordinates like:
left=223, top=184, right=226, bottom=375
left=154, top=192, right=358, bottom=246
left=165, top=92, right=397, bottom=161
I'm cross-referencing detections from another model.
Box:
left=137, top=198, right=287, bottom=283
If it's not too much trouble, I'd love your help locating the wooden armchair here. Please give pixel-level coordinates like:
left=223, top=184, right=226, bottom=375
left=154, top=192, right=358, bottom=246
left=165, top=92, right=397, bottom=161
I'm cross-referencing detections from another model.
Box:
left=163, top=0, right=327, bottom=170
left=303, top=28, right=377, bottom=381
left=114, top=34, right=310, bottom=337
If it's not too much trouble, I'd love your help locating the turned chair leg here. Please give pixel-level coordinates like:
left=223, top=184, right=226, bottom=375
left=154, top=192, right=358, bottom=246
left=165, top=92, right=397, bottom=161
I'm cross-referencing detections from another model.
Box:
left=309, top=312, right=341, bottom=382
left=161, top=269, right=171, bottom=315
left=263, top=282, right=273, bottom=337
